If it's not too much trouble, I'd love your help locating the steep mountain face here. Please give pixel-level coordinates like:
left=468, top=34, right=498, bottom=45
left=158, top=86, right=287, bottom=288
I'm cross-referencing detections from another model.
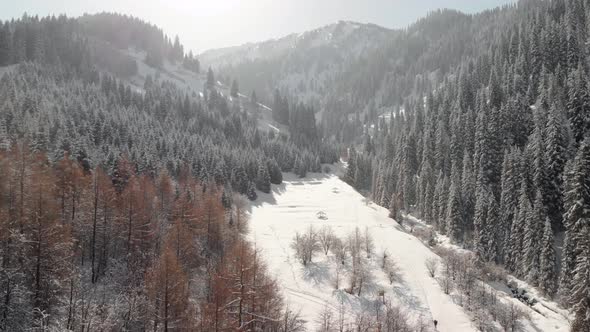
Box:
left=201, top=21, right=393, bottom=111
left=202, top=9, right=513, bottom=141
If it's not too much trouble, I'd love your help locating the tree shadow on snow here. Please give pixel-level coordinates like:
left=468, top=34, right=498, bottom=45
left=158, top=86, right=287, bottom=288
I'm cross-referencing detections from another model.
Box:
left=300, top=260, right=331, bottom=286
left=247, top=181, right=287, bottom=210
left=248, top=172, right=333, bottom=211
left=391, top=279, right=429, bottom=314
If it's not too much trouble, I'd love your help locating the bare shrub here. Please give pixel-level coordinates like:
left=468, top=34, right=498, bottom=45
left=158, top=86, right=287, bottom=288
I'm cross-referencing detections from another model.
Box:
left=382, top=251, right=401, bottom=284
left=331, top=237, right=347, bottom=265
left=316, top=306, right=335, bottom=332
left=291, top=225, right=320, bottom=266
left=425, top=257, right=438, bottom=278
left=318, top=226, right=335, bottom=255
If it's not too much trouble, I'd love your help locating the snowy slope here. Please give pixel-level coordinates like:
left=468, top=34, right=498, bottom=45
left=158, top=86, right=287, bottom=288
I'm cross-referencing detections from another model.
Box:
left=248, top=169, right=570, bottom=331
left=200, top=21, right=392, bottom=106
left=200, top=21, right=390, bottom=68
left=249, top=172, right=473, bottom=330
left=120, top=48, right=286, bottom=134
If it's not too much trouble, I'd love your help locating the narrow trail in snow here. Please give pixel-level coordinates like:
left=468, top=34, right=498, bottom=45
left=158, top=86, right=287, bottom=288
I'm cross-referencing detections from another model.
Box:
left=269, top=224, right=301, bottom=290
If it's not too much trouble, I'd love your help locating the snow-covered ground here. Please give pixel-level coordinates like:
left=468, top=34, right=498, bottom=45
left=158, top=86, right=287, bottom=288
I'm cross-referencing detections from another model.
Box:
left=248, top=168, right=571, bottom=331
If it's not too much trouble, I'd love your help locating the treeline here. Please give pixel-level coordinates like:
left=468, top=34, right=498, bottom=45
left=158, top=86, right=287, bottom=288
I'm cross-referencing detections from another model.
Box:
left=0, top=63, right=337, bottom=201
left=0, top=145, right=307, bottom=331
left=343, top=0, right=590, bottom=327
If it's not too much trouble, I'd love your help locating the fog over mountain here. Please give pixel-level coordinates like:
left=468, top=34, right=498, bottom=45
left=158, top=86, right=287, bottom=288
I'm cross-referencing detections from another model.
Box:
left=0, top=0, right=515, bottom=51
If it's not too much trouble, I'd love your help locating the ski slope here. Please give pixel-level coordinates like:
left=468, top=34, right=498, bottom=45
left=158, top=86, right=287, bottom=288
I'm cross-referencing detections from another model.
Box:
left=248, top=169, right=570, bottom=331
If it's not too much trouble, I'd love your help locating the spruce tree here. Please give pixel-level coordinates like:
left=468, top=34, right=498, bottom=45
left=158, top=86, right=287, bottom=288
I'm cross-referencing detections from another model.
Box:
left=255, top=162, right=271, bottom=194
left=523, top=190, right=545, bottom=285
left=206, top=67, right=215, bottom=89
left=446, top=178, right=463, bottom=243
left=539, top=218, right=557, bottom=296
left=544, top=103, right=567, bottom=228
left=506, top=180, right=529, bottom=274
left=247, top=181, right=258, bottom=201
left=230, top=79, right=239, bottom=98
left=561, top=139, right=590, bottom=319
left=473, top=186, right=490, bottom=260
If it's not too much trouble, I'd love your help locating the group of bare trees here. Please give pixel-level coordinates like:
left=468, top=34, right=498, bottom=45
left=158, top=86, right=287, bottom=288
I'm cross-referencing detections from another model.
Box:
left=427, top=248, right=530, bottom=331
left=291, top=225, right=400, bottom=299
left=0, top=145, right=298, bottom=331
left=315, top=300, right=420, bottom=332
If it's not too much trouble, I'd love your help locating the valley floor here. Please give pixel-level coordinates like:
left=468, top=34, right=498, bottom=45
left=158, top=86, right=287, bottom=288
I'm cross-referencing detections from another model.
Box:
left=248, top=168, right=570, bottom=331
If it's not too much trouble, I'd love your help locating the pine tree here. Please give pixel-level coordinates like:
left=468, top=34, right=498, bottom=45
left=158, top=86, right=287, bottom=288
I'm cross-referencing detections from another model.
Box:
left=0, top=22, right=11, bottom=66
left=539, top=217, right=557, bottom=296
left=247, top=181, right=257, bottom=201
left=566, top=64, right=590, bottom=145
left=561, top=139, right=590, bottom=322
left=461, top=152, right=475, bottom=232
left=506, top=180, right=529, bottom=274
left=485, top=188, right=500, bottom=263
left=436, top=176, right=449, bottom=234
left=523, top=190, right=545, bottom=285
left=446, top=164, right=463, bottom=243
left=255, top=162, right=271, bottom=194
left=544, top=103, right=567, bottom=228
left=473, top=185, right=490, bottom=260
left=207, top=67, right=215, bottom=89
left=230, top=79, right=239, bottom=98
left=499, top=149, right=519, bottom=263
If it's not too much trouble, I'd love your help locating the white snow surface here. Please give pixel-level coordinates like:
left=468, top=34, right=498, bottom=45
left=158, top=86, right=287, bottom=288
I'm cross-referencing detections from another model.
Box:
left=248, top=169, right=571, bottom=331
left=248, top=171, right=474, bottom=331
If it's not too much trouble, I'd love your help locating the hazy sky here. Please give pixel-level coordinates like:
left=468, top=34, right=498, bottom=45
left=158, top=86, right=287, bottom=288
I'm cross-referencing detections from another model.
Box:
left=0, top=0, right=515, bottom=53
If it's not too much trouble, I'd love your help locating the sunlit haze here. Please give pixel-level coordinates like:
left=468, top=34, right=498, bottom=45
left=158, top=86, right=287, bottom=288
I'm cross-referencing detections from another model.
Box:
left=1, top=0, right=515, bottom=53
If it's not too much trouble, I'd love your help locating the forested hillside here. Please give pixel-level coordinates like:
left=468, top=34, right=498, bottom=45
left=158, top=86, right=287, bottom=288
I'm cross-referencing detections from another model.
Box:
left=0, top=13, right=335, bottom=331
left=3, top=0, right=590, bottom=329
left=338, top=0, right=590, bottom=328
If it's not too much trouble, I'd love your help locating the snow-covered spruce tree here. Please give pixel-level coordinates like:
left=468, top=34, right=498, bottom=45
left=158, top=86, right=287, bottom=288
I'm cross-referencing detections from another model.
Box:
left=246, top=181, right=257, bottom=201
left=266, top=158, right=283, bottom=185
left=255, top=161, right=271, bottom=193
left=561, top=139, right=590, bottom=326
left=484, top=189, right=500, bottom=263
left=446, top=165, right=464, bottom=243
left=461, top=151, right=476, bottom=237
left=523, top=190, right=545, bottom=285
left=543, top=103, right=568, bottom=228
left=566, top=63, right=590, bottom=146
left=539, top=217, right=557, bottom=296
left=417, top=158, right=434, bottom=220
left=499, top=148, right=520, bottom=264
left=435, top=173, right=449, bottom=233
left=230, top=79, right=239, bottom=98
left=506, top=180, right=529, bottom=275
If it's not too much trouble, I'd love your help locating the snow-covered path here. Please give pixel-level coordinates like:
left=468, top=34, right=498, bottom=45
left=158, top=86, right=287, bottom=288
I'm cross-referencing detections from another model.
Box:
left=248, top=172, right=475, bottom=331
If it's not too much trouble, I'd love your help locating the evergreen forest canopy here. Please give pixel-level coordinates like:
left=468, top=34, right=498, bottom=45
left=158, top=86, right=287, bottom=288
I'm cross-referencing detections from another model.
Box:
left=1, top=0, right=590, bottom=329
left=337, top=0, right=590, bottom=328
left=0, top=12, right=336, bottom=331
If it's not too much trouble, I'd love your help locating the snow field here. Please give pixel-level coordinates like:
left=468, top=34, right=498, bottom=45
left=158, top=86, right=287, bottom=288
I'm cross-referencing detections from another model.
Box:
left=248, top=170, right=571, bottom=331
left=248, top=172, right=474, bottom=331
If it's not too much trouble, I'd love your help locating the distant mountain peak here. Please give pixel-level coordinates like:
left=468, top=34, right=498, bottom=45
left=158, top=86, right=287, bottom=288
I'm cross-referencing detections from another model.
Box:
left=200, top=20, right=392, bottom=68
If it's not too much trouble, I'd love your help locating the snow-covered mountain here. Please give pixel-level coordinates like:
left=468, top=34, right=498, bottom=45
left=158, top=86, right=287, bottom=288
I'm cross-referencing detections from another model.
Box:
left=200, top=20, right=392, bottom=68
left=199, top=21, right=393, bottom=110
